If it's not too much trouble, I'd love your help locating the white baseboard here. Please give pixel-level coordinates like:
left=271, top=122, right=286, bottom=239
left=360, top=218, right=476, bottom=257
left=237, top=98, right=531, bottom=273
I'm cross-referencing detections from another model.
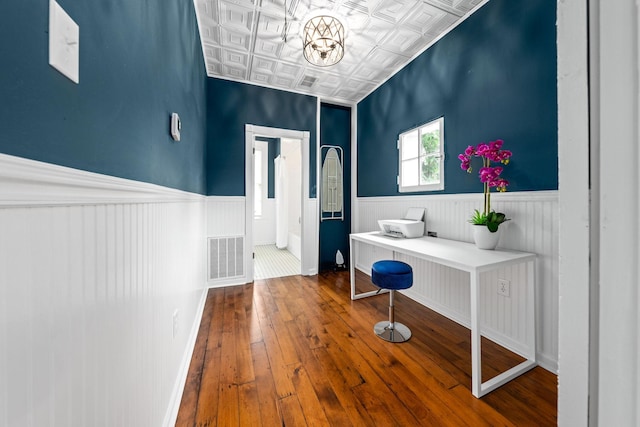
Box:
left=163, top=287, right=209, bottom=427
left=254, top=240, right=276, bottom=246
left=207, top=277, right=249, bottom=288
left=537, top=352, right=559, bottom=374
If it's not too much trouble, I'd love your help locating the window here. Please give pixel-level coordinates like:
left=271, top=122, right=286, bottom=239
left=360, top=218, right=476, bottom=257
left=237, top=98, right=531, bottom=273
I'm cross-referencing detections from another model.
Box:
left=254, top=140, right=268, bottom=217
left=398, top=117, right=444, bottom=192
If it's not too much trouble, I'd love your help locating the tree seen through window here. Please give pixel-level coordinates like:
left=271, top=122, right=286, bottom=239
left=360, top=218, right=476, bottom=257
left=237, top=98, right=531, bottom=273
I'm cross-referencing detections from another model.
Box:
left=398, top=117, right=444, bottom=192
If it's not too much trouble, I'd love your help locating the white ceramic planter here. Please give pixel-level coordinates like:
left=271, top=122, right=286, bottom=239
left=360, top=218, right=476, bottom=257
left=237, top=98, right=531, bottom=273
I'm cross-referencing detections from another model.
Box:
left=472, top=224, right=502, bottom=250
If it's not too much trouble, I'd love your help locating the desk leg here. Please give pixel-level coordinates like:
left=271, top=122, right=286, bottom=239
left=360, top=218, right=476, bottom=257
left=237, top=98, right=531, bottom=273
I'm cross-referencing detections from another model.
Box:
left=474, top=260, right=538, bottom=397
left=470, top=270, right=481, bottom=397
left=526, top=259, right=537, bottom=360
left=349, top=236, right=356, bottom=299
left=349, top=236, right=390, bottom=300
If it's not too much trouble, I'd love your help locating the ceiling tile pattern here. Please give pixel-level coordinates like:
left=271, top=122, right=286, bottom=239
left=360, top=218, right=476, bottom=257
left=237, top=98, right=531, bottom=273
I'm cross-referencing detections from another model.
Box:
left=195, top=0, right=484, bottom=103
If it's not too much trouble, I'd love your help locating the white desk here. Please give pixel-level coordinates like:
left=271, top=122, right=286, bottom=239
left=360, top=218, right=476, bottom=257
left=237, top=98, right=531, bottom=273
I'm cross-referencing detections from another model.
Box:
left=349, top=231, right=537, bottom=397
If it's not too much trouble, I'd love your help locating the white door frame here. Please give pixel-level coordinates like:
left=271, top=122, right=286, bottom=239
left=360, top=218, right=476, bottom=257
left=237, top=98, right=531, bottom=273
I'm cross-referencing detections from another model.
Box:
left=593, top=1, right=640, bottom=425
left=558, top=1, right=640, bottom=425
left=557, top=0, right=591, bottom=424
left=245, top=124, right=317, bottom=281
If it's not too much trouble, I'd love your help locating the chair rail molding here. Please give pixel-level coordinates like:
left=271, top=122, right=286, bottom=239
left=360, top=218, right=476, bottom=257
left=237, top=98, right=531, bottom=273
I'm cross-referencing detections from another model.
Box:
left=0, top=152, right=204, bottom=207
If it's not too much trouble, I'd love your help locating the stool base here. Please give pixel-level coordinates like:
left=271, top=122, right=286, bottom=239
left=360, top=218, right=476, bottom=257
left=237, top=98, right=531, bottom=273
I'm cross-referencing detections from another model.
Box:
left=374, top=321, right=412, bottom=343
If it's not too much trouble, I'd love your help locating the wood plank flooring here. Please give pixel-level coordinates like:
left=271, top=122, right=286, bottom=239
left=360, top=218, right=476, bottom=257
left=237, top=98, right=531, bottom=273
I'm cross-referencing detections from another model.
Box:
left=176, top=270, right=557, bottom=426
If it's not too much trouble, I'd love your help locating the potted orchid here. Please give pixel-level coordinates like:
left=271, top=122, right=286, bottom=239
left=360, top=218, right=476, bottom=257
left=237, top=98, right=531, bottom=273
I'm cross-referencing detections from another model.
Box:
left=458, top=139, right=512, bottom=249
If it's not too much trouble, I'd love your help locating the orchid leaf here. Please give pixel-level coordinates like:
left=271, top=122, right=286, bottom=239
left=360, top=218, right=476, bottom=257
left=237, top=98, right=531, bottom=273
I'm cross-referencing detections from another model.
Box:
left=487, top=222, right=499, bottom=232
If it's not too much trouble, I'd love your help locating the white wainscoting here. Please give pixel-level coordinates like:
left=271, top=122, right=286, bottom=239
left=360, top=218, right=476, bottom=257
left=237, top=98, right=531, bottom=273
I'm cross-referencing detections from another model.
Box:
left=0, top=154, right=207, bottom=427
left=206, top=196, right=245, bottom=238
left=288, top=232, right=301, bottom=260
left=254, top=199, right=276, bottom=245
left=302, top=198, right=318, bottom=276
left=206, top=197, right=247, bottom=287
left=354, top=191, right=559, bottom=372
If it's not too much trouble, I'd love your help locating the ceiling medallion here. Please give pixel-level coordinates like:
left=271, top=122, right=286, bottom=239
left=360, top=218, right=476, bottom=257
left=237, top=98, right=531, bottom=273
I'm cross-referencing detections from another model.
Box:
left=302, top=15, right=345, bottom=67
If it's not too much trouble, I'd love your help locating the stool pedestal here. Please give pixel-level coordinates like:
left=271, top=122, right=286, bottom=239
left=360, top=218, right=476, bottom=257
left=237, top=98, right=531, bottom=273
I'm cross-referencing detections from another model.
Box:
left=373, top=289, right=412, bottom=342
left=371, top=259, right=413, bottom=343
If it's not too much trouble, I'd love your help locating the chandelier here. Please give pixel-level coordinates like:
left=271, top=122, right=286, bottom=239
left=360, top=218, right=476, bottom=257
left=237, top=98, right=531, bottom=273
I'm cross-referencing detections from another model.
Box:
left=302, top=15, right=345, bottom=67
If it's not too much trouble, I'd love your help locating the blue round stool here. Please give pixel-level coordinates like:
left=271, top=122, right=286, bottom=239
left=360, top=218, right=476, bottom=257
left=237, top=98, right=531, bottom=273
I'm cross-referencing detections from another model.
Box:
left=371, top=260, right=413, bottom=343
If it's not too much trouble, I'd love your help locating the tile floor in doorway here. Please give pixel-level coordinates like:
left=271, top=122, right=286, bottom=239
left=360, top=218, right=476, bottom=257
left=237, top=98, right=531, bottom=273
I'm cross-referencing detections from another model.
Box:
left=254, top=244, right=300, bottom=279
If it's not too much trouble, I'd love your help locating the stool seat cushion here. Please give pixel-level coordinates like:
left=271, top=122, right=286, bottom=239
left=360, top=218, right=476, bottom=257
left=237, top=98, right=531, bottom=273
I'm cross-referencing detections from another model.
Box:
left=371, top=260, right=413, bottom=290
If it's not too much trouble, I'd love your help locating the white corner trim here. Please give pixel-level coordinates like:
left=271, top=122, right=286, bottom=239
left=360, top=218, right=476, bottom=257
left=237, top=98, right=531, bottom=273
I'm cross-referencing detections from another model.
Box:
left=0, top=153, right=205, bottom=207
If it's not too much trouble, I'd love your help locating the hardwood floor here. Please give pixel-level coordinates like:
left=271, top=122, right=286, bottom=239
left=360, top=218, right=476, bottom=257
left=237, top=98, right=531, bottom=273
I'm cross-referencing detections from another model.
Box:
left=176, top=270, right=557, bottom=426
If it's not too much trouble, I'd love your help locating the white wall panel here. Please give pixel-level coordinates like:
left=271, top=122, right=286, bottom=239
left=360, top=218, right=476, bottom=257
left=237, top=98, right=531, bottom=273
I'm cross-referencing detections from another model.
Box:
left=282, top=139, right=302, bottom=239
left=0, top=154, right=207, bottom=427
left=205, top=196, right=247, bottom=287
left=302, top=198, right=318, bottom=276
left=354, top=191, right=558, bottom=371
left=254, top=199, right=276, bottom=245
left=206, top=196, right=245, bottom=237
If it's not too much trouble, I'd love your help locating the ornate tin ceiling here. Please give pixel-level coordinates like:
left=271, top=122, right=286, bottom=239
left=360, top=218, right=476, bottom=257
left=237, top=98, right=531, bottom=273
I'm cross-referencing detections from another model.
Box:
left=194, top=0, right=485, bottom=104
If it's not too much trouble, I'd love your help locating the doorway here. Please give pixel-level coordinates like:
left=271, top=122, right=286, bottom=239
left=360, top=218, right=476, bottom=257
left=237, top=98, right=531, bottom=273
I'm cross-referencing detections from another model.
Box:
left=244, top=125, right=317, bottom=282
left=253, top=137, right=302, bottom=279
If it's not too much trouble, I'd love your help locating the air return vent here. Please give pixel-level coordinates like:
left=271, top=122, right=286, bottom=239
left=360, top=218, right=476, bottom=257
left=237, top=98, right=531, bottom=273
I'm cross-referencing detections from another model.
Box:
left=299, top=75, right=318, bottom=87
left=208, top=236, right=244, bottom=280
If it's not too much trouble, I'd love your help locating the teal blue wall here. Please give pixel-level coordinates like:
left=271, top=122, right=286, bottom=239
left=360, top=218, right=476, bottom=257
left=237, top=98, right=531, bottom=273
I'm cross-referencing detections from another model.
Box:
left=0, top=0, right=207, bottom=194
left=357, top=0, right=557, bottom=197
left=0, top=0, right=557, bottom=233
left=206, top=78, right=317, bottom=197
left=319, top=103, right=351, bottom=271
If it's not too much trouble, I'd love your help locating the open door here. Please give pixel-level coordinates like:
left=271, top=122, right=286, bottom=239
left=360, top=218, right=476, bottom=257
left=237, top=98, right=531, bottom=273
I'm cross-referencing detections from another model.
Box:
left=245, top=125, right=317, bottom=282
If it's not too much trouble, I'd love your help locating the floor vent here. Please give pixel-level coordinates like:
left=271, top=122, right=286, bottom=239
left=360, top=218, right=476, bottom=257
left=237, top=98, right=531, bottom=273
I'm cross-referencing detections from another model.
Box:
left=208, top=236, right=244, bottom=280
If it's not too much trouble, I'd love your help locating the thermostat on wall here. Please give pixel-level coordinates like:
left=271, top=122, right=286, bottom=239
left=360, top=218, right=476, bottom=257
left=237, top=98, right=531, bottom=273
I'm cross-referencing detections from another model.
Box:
left=171, top=113, right=181, bottom=141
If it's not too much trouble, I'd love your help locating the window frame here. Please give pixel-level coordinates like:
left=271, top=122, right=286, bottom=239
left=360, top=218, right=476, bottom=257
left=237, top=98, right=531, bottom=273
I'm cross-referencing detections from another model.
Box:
left=253, top=140, right=268, bottom=218
left=397, top=116, right=445, bottom=193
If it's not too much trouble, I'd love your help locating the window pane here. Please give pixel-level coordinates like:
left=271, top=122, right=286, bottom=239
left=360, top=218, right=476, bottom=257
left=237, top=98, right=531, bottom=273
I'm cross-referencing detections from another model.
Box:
left=420, top=155, right=440, bottom=185
left=401, top=130, right=419, bottom=160
left=421, top=121, right=440, bottom=135
left=254, top=149, right=263, bottom=216
left=421, top=128, right=440, bottom=155
left=398, top=116, right=444, bottom=193
left=402, top=158, right=419, bottom=187
left=254, top=151, right=262, bottom=184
